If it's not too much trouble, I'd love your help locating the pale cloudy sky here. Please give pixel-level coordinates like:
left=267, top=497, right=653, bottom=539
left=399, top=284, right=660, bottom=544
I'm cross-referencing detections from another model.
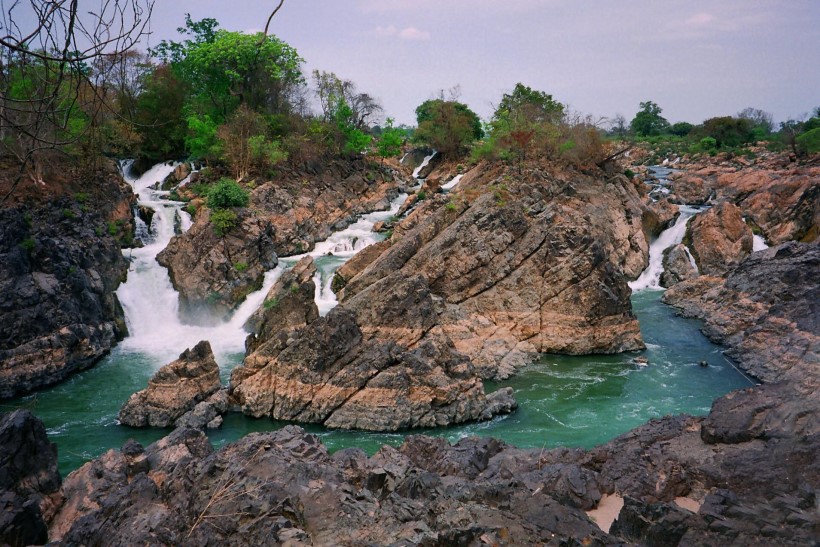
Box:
left=124, top=0, right=820, bottom=125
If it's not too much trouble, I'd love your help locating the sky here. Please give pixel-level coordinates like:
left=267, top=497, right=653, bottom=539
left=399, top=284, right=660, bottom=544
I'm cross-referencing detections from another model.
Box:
left=16, top=0, right=820, bottom=127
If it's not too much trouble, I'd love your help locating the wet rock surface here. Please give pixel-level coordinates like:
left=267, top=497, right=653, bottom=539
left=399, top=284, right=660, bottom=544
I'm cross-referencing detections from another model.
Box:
left=119, top=341, right=222, bottom=428
left=660, top=243, right=698, bottom=287
left=0, top=410, right=61, bottom=547
left=0, top=173, right=133, bottom=399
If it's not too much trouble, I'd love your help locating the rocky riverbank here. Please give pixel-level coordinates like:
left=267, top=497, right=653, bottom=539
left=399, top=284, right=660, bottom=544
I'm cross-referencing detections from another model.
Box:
left=0, top=161, right=134, bottom=399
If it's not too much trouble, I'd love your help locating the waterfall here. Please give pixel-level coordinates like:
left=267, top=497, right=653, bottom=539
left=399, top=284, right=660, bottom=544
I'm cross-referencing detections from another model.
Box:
left=629, top=206, right=702, bottom=292
left=412, top=152, right=437, bottom=180
left=116, top=161, right=285, bottom=365
left=441, top=174, right=463, bottom=191
left=752, top=234, right=769, bottom=252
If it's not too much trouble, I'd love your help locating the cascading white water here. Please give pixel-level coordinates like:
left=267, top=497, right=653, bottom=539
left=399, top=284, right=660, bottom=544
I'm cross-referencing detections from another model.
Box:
left=412, top=152, right=437, bottom=180
left=752, top=234, right=769, bottom=252
left=116, top=162, right=286, bottom=365
left=629, top=206, right=703, bottom=292
left=441, top=173, right=463, bottom=191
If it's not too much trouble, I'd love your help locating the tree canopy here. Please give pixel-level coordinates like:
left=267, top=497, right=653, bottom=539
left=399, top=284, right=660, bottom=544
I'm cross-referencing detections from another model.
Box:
left=630, top=101, right=670, bottom=137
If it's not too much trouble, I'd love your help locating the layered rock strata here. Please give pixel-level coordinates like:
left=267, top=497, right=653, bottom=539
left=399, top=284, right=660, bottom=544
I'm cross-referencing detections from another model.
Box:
left=230, top=271, right=517, bottom=431
left=685, top=202, right=753, bottom=276
left=336, top=162, right=664, bottom=379
left=119, top=340, right=222, bottom=428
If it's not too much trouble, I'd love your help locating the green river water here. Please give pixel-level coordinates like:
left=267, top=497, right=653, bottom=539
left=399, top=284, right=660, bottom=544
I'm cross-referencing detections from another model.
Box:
left=3, top=290, right=753, bottom=477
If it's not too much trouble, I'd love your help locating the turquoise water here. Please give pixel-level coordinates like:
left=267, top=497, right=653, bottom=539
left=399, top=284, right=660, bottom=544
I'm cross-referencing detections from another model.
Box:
left=1, top=290, right=753, bottom=477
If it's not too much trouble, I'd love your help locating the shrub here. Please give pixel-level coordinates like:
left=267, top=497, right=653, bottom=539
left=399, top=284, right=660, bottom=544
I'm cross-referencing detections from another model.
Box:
left=796, top=127, right=820, bottom=154
left=233, top=261, right=249, bottom=272
left=74, top=192, right=89, bottom=203
left=19, top=237, right=36, bottom=252
left=207, top=178, right=249, bottom=209
left=211, top=209, right=238, bottom=237
left=63, top=208, right=75, bottom=219
left=263, top=297, right=279, bottom=310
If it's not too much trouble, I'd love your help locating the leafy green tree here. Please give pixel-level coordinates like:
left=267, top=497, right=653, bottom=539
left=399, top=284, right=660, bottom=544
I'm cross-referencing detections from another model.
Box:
left=696, top=117, right=755, bottom=148
left=796, top=127, right=820, bottom=154
left=669, top=122, right=694, bottom=136
left=133, top=65, right=189, bottom=162
left=415, top=99, right=483, bottom=156
left=737, top=107, right=774, bottom=138
left=630, top=101, right=670, bottom=137
left=493, top=83, right=564, bottom=124
left=377, top=117, right=404, bottom=160
left=332, top=99, right=371, bottom=154
left=207, top=178, right=249, bottom=209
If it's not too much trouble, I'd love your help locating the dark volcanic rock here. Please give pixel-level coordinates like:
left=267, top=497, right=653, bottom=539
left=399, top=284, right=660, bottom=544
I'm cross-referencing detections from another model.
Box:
left=0, top=410, right=61, bottom=547
left=118, top=341, right=221, bottom=428
left=0, top=182, right=131, bottom=398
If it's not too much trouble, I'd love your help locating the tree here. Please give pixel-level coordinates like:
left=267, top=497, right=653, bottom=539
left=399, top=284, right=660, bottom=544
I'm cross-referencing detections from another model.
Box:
left=610, top=114, right=628, bottom=138
left=737, top=107, right=774, bottom=137
left=669, top=122, right=694, bottom=136
left=312, top=70, right=382, bottom=129
left=133, top=64, right=189, bottom=162
left=696, top=117, right=755, bottom=148
left=415, top=99, right=482, bottom=156
left=493, top=83, right=564, bottom=125
left=630, top=101, right=670, bottom=137
left=376, top=117, right=404, bottom=160
left=0, top=0, right=154, bottom=199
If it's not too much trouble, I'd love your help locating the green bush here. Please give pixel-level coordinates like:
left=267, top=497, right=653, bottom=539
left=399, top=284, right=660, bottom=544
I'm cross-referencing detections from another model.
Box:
left=211, top=209, right=238, bottom=237
left=74, top=192, right=89, bottom=203
left=796, top=127, right=820, bottom=154
left=233, top=261, right=249, bottom=272
left=263, top=297, right=279, bottom=310
left=19, top=237, right=36, bottom=252
left=207, top=178, right=249, bottom=209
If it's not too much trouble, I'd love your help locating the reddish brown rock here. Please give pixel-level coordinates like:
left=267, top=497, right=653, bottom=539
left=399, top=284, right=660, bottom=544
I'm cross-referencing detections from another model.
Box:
left=118, top=341, right=221, bottom=428
left=686, top=202, right=753, bottom=276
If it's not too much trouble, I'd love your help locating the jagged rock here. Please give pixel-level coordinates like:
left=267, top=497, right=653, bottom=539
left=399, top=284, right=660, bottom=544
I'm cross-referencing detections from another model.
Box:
left=400, top=147, right=435, bottom=171
left=660, top=243, right=698, bottom=287
left=641, top=197, right=678, bottom=239
left=331, top=239, right=391, bottom=293
left=231, top=273, right=516, bottom=431
left=0, top=173, right=132, bottom=399
left=119, top=341, right=221, bottom=428
left=338, top=165, right=647, bottom=380
left=242, top=256, right=319, bottom=356
left=157, top=209, right=277, bottom=322
left=0, top=410, right=62, bottom=547
left=175, top=389, right=229, bottom=430
left=663, top=241, right=819, bottom=389
left=685, top=202, right=753, bottom=276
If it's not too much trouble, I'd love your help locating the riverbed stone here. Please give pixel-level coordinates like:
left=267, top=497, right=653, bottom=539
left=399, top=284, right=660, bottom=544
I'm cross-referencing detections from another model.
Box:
left=685, top=202, right=753, bottom=276
left=660, top=243, right=698, bottom=287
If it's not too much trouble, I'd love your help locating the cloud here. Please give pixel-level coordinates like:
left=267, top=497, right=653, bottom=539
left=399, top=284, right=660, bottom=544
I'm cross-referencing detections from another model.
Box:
left=398, top=27, right=431, bottom=41
left=684, top=12, right=715, bottom=27
left=374, top=25, right=430, bottom=41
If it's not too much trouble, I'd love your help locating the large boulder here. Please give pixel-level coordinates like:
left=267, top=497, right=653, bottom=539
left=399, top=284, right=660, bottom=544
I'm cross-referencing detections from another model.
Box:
left=157, top=209, right=277, bottom=323
left=685, top=202, right=753, bottom=276
left=0, top=410, right=62, bottom=547
left=660, top=243, right=699, bottom=287
left=242, top=256, right=319, bottom=356
left=119, top=341, right=221, bottom=428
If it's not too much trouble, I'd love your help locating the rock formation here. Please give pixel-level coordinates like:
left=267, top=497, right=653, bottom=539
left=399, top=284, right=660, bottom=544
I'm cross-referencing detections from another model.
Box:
left=685, top=202, right=753, bottom=276
left=242, top=255, right=319, bottom=355
left=660, top=243, right=698, bottom=287
left=156, top=209, right=277, bottom=322
left=157, top=158, right=401, bottom=319
left=230, top=271, right=517, bottom=431
left=0, top=166, right=133, bottom=399
left=0, top=410, right=62, bottom=547
left=119, top=341, right=222, bottom=428
left=336, top=162, right=659, bottom=379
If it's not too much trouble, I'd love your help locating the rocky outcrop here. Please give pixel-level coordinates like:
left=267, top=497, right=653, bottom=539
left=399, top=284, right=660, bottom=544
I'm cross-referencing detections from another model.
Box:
left=685, top=202, right=753, bottom=276
left=119, top=341, right=222, bottom=428
left=0, top=173, right=132, bottom=399
left=663, top=241, right=819, bottom=389
left=0, top=410, right=61, bottom=547
left=156, top=209, right=277, bottom=322
left=230, top=272, right=517, bottom=431
left=337, top=163, right=653, bottom=379
left=660, top=243, right=698, bottom=287
left=242, top=256, right=319, bottom=356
